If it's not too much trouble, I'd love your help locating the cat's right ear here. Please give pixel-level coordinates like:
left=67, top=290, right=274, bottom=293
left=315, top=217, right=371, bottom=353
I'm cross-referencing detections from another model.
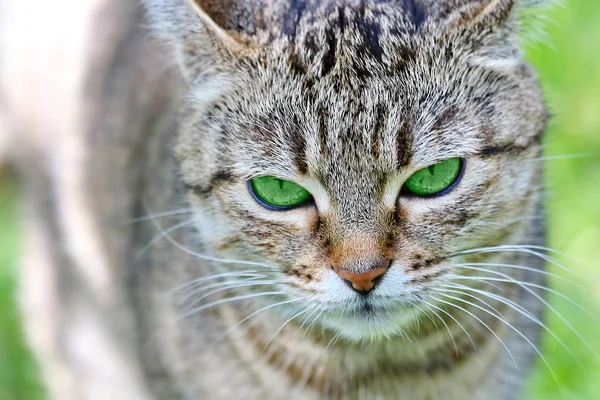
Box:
left=143, top=0, right=249, bottom=80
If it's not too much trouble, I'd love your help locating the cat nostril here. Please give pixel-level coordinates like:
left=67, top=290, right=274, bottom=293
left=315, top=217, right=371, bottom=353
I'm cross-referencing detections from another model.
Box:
left=335, top=266, right=389, bottom=295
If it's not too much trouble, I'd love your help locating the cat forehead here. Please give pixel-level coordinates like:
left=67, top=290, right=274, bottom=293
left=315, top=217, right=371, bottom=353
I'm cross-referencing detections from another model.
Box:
left=196, top=0, right=493, bottom=81
left=222, top=51, right=494, bottom=153
left=183, top=0, right=545, bottom=180
left=244, top=0, right=448, bottom=79
left=214, top=0, right=483, bottom=39
left=210, top=68, right=484, bottom=182
left=217, top=0, right=426, bottom=36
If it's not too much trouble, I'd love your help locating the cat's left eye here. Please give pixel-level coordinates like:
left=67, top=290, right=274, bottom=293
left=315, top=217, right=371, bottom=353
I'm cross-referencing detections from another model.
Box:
left=249, top=176, right=312, bottom=210
left=403, top=158, right=464, bottom=197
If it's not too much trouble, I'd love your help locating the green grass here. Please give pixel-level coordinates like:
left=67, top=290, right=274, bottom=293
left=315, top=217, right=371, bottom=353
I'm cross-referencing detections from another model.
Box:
left=0, top=174, right=43, bottom=400
left=524, top=1, right=600, bottom=398
left=0, top=1, right=599, bottom=398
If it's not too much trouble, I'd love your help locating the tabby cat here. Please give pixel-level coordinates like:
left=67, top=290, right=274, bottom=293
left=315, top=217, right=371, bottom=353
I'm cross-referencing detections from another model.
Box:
left=7, top=0, right=553, bottom=399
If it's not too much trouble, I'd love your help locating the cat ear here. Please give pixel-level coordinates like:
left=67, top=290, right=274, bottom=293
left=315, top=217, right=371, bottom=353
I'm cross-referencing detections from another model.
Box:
left=444, top=0, right=517, bottom=31
left=439, top=0, right=550, bottom=68
left=144, top=0, right=250, bottom=80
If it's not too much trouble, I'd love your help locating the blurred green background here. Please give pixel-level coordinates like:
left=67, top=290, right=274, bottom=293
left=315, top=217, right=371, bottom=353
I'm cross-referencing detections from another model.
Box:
left=0, top=1, right=599, bottom=399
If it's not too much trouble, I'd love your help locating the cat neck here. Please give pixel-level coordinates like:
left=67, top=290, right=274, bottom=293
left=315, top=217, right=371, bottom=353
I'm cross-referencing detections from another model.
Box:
left=215, top=285, right=512, bottom=399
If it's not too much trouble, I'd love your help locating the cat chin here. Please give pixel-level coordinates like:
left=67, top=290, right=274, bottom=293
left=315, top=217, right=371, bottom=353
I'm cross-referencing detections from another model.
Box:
left=319, top=308, right=417, bottom=342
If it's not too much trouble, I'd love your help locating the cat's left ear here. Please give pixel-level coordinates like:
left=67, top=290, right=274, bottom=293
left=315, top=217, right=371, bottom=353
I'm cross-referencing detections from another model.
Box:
left=440, top=0, right=549, bottom=68
left=144, top=0, right=256, bottom=80
left=444, top=0, right=517, bottom=30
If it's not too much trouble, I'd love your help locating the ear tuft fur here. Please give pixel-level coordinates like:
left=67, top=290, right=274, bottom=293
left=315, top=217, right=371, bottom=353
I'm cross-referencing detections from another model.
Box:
left=435, top=0, right=556, bottom=69
left=143, top=0, right=247, bottom=80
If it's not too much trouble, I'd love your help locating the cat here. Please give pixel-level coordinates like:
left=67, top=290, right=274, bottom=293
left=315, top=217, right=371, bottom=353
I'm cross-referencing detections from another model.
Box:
left=4, top=0, right=551, bottom=399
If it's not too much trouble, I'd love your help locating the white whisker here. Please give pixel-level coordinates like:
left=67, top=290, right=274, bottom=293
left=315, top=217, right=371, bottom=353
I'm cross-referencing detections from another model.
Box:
left=421, top=300, right=473, bottom=356
left=324, top=331, right=342, bottom=352
left=434, top=287, right=503, bottom=317
left=183, top=280, right=283, bottom=311
left=177, top=276, right=270, bottom=307
left=125, top=207, right=196, bottom=224
left=414, top=303, right=439, bottom=329
left=165, top=271, right=268, bottom=296
left=530, top=153, right=594, bottom=162
left=263, top=308, right=312, bottom=353
left=433, top=294, right=518, bottom=369
left=218, top=298, right=304, bottom=342
left=440, top=283, right=581, bottom=367
left=144, top=202, right=274, bottom=268
left=432, top=293, right=557, bottom=381
left=176, top=291, right=285, bottom=320
left=300, top=309, right=324, bottom=337
left=453, top=245, right=585, bottom=279
left=452, top=262, right=576, bottom=285
left=448, top=270, right=600, bottom=361
left=137, top=218, right=197, bottom=258
left=450, top=266, right=595, bottom=320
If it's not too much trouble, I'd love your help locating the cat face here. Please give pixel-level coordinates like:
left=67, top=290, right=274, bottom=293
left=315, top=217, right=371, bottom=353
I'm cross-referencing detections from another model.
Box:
left=149, top=0, right=548, bottom=340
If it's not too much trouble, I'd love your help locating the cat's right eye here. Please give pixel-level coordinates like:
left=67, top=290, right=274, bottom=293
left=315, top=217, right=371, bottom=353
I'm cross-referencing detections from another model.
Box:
left=249, top=176, right=312, bottom=210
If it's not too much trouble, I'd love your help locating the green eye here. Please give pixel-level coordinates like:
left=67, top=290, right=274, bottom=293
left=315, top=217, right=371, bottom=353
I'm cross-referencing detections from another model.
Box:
left=250, top=176, right=311, bottom=210
left=404, top=158, right=463, bottom=196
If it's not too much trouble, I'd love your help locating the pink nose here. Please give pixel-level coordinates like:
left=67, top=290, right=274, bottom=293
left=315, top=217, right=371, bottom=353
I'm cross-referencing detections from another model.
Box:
left=335, top=267, right=389, bottom=293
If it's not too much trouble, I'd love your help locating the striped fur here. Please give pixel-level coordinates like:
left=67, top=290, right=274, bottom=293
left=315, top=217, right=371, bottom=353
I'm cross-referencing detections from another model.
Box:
left=140, top=1, right=550, bottom=399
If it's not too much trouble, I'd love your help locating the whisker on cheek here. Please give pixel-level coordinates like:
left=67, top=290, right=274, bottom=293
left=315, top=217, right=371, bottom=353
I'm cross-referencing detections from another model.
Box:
left=447, top=267, right=595, bottom=320
left=438, top=283, right=581, bottom=367
left=216, top=298, right=305, bottom=343
left=174, top=276, right=270, bottom=306
left=165, top=271, right=270, bottom=297
left=182, top=281, right=287, bottom=312
left=262, top=308, right=312, bottom=355
left=451, top=262, right=576, bottom=286
left=430, top=295, right=518, bottom=369
left=143, top=201, right=275, bottom=268
left=420, top=300, right=464, bottom=357
left=449, top=244, right=586, bottom=279
left=124, top=207, right=196, bottom=225
left=446, top=272, right=600, bottom=362
left=174, top=291, right=287, bottom=321
left=136, top=218, right=198, bottom=258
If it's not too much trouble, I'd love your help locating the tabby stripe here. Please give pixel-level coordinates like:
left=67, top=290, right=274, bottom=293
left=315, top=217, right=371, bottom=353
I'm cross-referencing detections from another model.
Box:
left=479, top=122, right=545, bottom=157
left=402, top=0, right=427, bottom=30
left=318, top=107, right=329, bottom=156
left=431, top=106, right=458, bottom=133
left=477, top=140, right=541, bottom=157
left=291, top=128, right=308, bottom=175
left=355, top=2, right=384, bottom=62
left=321, top=21, right=339, bottom=77
left=283, top=0, right=307, bottom=40
left=396, top=119, right=413, bottom=168
left=371, top=104, right=385, bottom=158
left=187, top=171, right=234, bottom=196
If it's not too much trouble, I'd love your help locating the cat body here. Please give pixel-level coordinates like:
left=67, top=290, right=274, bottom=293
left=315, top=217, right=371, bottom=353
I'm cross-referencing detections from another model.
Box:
left=3, top=0, right=549, bottom=399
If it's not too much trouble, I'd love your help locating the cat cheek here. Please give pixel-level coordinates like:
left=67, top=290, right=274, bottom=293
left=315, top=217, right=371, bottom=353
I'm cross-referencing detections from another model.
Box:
left=286, top=265, right=317, bottom=283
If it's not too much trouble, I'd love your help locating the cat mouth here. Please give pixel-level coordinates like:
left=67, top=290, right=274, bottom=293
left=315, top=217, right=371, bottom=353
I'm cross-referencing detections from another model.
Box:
left=319, top=306, right=415, bottom=340
left=313, top=295, right=423, bottom=340
left=326, top=294, right=410, bottom=315
left=324, top=299, right=403, bottom=323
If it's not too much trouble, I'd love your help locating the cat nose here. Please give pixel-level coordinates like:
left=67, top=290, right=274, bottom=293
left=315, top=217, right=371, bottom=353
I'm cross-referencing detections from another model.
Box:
left=334, top=262, right=389, bottom=294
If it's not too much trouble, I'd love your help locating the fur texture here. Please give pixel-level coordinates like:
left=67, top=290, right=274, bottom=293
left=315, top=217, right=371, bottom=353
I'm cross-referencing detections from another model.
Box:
left=138, top=0, right=549, bottom=398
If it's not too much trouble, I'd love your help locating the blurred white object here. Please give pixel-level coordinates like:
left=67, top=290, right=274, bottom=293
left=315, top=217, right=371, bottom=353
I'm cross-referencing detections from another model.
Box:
left=0, top=1, right=154, bottom=399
